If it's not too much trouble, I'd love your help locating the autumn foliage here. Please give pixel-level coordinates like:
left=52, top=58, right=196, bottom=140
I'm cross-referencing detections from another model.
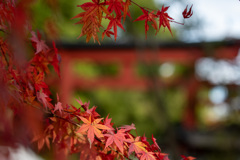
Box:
left=0, top=0, right=194, bottom=159
left=73, top=0, right=193, bottom=43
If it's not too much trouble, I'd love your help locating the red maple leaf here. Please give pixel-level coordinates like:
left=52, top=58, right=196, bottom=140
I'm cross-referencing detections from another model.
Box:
left=53, top=93, right=63, bottom=114
left=102, top=30, right=114, bottom=40
left=156, top=5, right=174, bottom=36
left=34, top=72, right=48, bottom=91
left=79, top=142, right=99, bottom=160
left=134, top=8, right=158, bottom=39
left=151, top=134, right=161, bottom=151
left=156, top=153, right=169, bottom=160
left=104, top=129, right=127, bottom=153
left=76, top=116, right=111, bottom=147
left=103, top=115, right=114, bottom=130
left=76, top=98, right=100, bottom=118
left=122, top=0, right=131, bottom=23
left=30, top=31, right=49, bottom=54
left=50, top=41, right=61, bottom=77
left=181, top=155, right=196, bottom=160
left=32, top=132, right=51, bottom=151
left=105, top=15, right=125, bottom=41
left=0, top=1, right=15, bottom=31
left=37, top=89, right=53, bottom=109
left=106, top=0, right=123, bottom=17
left=182, top=5, right=193, bottom=19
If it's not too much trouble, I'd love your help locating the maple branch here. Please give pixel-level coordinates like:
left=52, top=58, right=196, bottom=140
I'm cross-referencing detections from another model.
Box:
left=27, top=102, right=131, bottom=159
left=26, top=101, right=80, bottom=127
left=54, top=114, right=80, bottom=127
left=130, top=0, right=154, bottom=12
left=109, top=145, right=131, bottom=160
left=0, top=29, right=10, bottom=35
left=62, top=109, right=81, bottom=118
left=170, top=20, right=184, bottom=25
left=0, top=29, right=5, bottom=33
left=0, top=47, right=9, bottom=66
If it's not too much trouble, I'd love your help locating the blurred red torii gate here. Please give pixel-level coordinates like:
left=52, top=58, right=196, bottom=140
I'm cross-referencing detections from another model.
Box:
left=55, top=40, right=240, bottom=129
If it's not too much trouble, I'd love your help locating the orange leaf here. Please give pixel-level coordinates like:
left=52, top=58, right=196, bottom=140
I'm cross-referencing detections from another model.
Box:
left=140, top=151, right=155, bottom=160
left=32, top=133, right=51, bottom=151
left=77, top=116, right=111, bottom=147
left=128, top=136, right=147, bottom=156
left=73, top=0, right=109, bottom=44
left=123, top=0, right=131, bottom=23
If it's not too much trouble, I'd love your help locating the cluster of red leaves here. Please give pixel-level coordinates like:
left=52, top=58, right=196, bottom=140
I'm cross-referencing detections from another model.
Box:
left=0, top=0, right=195, bottom=160
left=0, top=0, right=15, bottom=31
left=73, top=0, right=193, bottom=43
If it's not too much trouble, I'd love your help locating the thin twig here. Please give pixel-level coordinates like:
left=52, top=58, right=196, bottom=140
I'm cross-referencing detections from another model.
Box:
left=0, top=46, right=9, bottom=66
left=130, top=0, right=154, bottom=12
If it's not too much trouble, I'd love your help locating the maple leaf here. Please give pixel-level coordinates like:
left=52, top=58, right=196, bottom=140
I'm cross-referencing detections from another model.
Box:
left=140, top=151, right=156, bottom=160
left=0, top=1, right=15, bottom=31
left=156, top=5, right=174, bottom=36
left=37, top=89, right=53, bottom=109
left=140, top=134, right=151, bottom=148
left=73, top=0, right=109, bottom=43
left=103, top=115, right=114, bottom=130
left=76, top=98, right=88, bottom=108
left=151, top=134, right=161, bottom=151
left=106, top=0, right=123, bottom=17
left=34, top=72, right=48, bottom=91
left=123, top=0, right=131, bottom=23
left=182, top=5, right=193, bottom=19
left=76, top=98, right=100, bottom=118
left=77, top=0, right=109, bottom=21
left=105, top=15, right=125, bottom=41
left=134, top=8, right=158, bottom=39
left=50, top=41, right=61, bottom=77
left=119, top=123, right=136, bottom=132
left=102, top=30, right=114, bottom=40
left=30, top=31, right=49, bottom=54
left=79, top=142, right=99, bottom=160
left=32, top=132, right=51, bottom=151
left=104, top=129, right=127, bottom=153
left=86, top=106, right=100, bottom=118
left=30, top=54, right=50, bottom=74
left=76, top=116, right=110, bottom=147
left=128, top=136, right=147, bottom=156
left=54, top=93, right=63, bottom=114
left=79, top=14, right=101, bottom=44
left=156, top=153, right=169, bottom=160
left=181, top=155, right=196, bottom=160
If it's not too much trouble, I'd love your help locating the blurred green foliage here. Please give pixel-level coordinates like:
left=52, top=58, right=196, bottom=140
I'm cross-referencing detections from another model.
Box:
left=69, top=60, right=188, bottom=138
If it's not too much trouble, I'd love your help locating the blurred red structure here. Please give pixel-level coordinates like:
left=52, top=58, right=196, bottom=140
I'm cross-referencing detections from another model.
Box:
left=56, top=40, right=240, bottom=129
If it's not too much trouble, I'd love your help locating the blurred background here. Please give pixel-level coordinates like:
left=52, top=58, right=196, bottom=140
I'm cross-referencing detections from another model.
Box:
left=30, top=0, right=240, bottom=159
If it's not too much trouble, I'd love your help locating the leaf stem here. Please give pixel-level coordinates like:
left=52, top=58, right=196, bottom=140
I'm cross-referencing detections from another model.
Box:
left=130, top=0, right=154, bottom=12
left=27, top=101, right=81, bottom=127
left=0, top=47, right=9, bottom=66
